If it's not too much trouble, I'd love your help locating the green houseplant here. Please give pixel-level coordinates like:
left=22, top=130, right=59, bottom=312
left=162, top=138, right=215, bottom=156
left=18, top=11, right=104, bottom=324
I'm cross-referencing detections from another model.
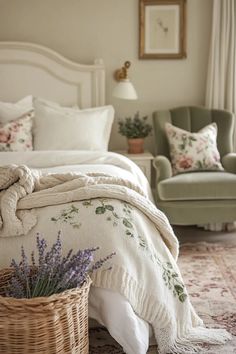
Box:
left=118, top=112, right=152, bottom=153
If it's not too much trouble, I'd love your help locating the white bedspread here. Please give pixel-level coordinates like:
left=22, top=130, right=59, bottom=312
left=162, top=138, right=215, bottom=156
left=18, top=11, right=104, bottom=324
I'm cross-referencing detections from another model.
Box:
left=0, top=151, right=231, bottom=354
left=0, top=151, right=153, bottom=354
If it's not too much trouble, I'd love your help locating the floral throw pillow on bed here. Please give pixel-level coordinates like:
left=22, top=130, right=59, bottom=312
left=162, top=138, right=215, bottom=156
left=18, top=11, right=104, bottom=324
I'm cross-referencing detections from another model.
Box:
left=0, top=113, right=33, bottom=151
left=165, top=122, right=224, bottom=175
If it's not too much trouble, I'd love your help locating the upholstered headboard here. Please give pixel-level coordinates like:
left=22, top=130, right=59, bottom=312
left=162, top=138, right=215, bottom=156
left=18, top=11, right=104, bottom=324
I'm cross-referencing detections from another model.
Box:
left=0, top=41, right=105, bottom=108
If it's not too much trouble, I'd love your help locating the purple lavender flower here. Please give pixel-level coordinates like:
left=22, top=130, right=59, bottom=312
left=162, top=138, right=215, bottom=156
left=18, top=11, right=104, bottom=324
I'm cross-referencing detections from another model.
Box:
left=31, top=251, right=36, bottom=267
left=6, top=231, right=115, bottom=299
left=6, top=276, right=25, bottom=299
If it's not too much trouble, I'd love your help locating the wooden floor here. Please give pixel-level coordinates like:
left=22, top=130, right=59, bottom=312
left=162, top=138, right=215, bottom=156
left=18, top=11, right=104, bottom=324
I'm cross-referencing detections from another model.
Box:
left=174, top=225, right=236, bottom=245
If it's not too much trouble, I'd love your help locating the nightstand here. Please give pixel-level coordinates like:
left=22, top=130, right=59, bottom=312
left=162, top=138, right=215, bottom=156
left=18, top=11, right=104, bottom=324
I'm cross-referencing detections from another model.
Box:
left=116, top=150, right=153, bottom=184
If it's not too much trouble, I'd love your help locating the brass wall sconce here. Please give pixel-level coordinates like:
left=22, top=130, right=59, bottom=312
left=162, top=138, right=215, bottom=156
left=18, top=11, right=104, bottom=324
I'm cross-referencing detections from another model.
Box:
left=112, top=61, right=138, bottom=100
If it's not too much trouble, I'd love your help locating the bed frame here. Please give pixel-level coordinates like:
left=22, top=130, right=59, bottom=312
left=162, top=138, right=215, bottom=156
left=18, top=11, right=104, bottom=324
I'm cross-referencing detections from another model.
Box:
left=0, top=41, right=105, bottom=108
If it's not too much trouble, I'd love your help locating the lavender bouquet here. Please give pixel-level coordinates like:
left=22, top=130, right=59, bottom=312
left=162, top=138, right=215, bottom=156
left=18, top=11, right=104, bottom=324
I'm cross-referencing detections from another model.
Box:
left=6, top=231, right=115, bottom=299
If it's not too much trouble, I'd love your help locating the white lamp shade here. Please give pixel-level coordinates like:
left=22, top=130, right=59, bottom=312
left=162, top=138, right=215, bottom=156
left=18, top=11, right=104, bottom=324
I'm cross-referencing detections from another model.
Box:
left=112, top=79, right=138, bottom=100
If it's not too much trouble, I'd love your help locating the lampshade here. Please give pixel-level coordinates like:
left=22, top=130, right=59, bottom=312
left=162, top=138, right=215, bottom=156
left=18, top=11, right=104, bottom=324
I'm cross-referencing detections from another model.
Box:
left=112, top=79, right=138, bottom=100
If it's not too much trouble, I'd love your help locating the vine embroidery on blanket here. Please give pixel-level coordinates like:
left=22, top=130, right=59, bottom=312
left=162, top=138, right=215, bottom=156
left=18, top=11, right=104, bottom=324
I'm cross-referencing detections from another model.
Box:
left=51, top=200, right=187, bottom=303
left=95, top=199, right=133, bottom=229
left=51, top=204, right=82, bottom=229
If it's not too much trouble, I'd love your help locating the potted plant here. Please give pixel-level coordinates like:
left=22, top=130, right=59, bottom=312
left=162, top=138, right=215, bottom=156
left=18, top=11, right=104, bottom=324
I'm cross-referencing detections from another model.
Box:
left=118, top=112, right=152, bottom=154
left=0, top=231, right=114, bottom=354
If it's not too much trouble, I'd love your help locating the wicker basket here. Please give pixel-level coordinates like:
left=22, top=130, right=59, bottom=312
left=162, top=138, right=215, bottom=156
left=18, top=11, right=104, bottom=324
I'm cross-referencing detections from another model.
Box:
left=0, top=268, right=92, bottom=354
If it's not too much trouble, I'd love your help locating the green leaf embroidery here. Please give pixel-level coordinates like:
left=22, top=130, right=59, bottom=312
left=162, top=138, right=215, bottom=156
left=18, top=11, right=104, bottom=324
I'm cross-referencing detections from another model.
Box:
left=123, top=218, right=133, bottom=228
left=95, top=206, right=106, bottom=214
left=139, top=240, right=146, bottom=248
left=174, top=285, right=184, bottom=294
left=179, top=293, right=187, bottom=303
left=172, top=273, right=179, bottom=278
left=82, top=200, right=93, bottom=207
left=105, top=205, right=114, bottom=211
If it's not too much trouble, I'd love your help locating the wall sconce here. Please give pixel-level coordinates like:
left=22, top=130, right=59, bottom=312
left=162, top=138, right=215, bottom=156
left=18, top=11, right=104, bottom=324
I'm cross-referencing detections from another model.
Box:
left=112, top=61, right=138, bottom=100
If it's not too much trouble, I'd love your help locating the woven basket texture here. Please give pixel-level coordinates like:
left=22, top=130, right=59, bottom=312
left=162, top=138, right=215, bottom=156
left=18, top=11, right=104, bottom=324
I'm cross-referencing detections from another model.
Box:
left=0, top=268, right=91, bottom=354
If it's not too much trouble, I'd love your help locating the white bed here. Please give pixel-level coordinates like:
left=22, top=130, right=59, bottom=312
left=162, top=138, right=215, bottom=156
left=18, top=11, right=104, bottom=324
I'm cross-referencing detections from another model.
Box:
left=0, top=42, right=156, bottom=354
left=0, top=42, right=230, bottom=354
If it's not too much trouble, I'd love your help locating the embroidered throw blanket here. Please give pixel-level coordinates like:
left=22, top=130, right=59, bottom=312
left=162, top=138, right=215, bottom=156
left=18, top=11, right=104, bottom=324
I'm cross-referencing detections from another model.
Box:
left=0, top=165, right=231, bottom=353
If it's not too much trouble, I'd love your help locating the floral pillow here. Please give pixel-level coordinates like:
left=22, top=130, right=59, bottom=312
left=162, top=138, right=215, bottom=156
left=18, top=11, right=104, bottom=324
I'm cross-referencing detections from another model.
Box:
left=0, top=113, right=33, bottom=151
left=165, top=122, right=224, bottom=175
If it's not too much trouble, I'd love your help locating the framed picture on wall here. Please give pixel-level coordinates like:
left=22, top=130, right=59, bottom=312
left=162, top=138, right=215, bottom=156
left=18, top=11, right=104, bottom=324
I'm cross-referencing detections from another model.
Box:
left=139, top=0, right=187, bottom=59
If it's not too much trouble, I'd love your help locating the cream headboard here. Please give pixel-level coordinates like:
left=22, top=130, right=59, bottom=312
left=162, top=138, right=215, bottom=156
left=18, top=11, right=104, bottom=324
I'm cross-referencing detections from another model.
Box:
left=0, top=41, right=105, bottom=108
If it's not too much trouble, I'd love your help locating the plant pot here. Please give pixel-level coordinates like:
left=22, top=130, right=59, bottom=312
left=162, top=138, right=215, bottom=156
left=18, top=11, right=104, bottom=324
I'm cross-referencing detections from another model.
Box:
left=0, top=268, right=91, bottom=354
left=127, top=138, right=144, bottom=154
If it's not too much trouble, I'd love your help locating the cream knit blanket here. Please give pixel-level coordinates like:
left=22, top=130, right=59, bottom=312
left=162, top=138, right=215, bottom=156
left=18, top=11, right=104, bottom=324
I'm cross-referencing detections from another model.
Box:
left=0, top=164, right=178, bottom=258
left=0, top=165, right=231, bottom=353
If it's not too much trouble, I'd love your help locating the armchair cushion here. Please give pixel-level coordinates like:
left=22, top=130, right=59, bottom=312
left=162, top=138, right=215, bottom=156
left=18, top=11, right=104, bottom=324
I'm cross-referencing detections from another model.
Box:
left=165, top=122, right=223, bottom=174
left=158, top=171, right=236, bottom=201
left=222, top=153, right=236, bottom=174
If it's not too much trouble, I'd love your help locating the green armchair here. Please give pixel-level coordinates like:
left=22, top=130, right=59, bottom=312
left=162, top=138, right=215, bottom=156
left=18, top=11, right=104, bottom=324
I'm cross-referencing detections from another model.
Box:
left=152, top=106, right=236, bottom=225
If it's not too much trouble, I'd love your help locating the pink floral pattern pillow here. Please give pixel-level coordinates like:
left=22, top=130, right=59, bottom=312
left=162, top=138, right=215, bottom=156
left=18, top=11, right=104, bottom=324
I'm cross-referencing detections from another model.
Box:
left=165, top=122, right=224, bottom=175
left=0, top=113, right=33, bottom=151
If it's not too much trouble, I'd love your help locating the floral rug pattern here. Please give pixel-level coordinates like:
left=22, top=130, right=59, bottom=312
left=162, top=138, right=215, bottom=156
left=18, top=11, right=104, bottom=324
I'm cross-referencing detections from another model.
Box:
left=89, top=242, right=236, bottom=353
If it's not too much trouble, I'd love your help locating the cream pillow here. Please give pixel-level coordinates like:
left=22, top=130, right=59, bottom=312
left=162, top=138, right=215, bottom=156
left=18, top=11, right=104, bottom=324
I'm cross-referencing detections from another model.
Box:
left=33, top=101, right=114, bottom=151
left=0, top=96, right=33, bottom=123
left=165, top=122, right=224, bottom=174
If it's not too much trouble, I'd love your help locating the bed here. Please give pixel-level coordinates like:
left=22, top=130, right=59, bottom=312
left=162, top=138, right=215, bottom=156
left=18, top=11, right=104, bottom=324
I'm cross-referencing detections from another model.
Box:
left=0, top=42, right=231, bottom=354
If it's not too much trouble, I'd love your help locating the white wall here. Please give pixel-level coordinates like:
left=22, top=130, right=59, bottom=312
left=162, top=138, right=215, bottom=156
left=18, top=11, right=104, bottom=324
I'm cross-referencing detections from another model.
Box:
left=0, top=0, right=213, bottom=153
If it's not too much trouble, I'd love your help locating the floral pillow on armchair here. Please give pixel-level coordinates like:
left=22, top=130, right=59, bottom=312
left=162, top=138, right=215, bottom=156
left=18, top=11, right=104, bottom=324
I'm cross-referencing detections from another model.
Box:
left=0, top=112, right=33, bottom=151
left=165, top=122, right=224, bottom=175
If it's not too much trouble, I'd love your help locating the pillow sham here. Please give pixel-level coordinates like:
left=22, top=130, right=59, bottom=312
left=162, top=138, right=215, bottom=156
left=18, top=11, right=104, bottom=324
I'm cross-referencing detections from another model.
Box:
left=165, top=122, right=223, bottom=174
left=0, top=112, right=33, bottom=151
left=0, top=96, right=33, bottom=124
left=33, top=101, right=114, bottom=151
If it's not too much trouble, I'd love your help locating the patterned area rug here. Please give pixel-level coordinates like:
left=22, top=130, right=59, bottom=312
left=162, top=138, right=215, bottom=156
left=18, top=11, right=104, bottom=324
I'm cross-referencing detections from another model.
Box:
left=89, top=242, right=236, bottom=353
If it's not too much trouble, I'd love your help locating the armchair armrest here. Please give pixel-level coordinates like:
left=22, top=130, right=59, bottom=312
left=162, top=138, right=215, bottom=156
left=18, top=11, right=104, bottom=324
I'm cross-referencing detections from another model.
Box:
left=153, top=155, right=173, bottom=183
left=222, top=153, right=236, bottom=174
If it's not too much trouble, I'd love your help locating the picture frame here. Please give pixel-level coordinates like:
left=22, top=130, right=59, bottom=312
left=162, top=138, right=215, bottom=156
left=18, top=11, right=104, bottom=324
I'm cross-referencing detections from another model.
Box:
left=139, top=0, right=187, bottom=59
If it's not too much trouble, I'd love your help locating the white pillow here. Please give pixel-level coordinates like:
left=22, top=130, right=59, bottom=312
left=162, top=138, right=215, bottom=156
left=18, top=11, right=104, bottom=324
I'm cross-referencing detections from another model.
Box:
left=33, top=97, right=80, bottom=112
left=0, top=96, right=33, bottom=123
left=33, top=101, right=114, bottom=151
